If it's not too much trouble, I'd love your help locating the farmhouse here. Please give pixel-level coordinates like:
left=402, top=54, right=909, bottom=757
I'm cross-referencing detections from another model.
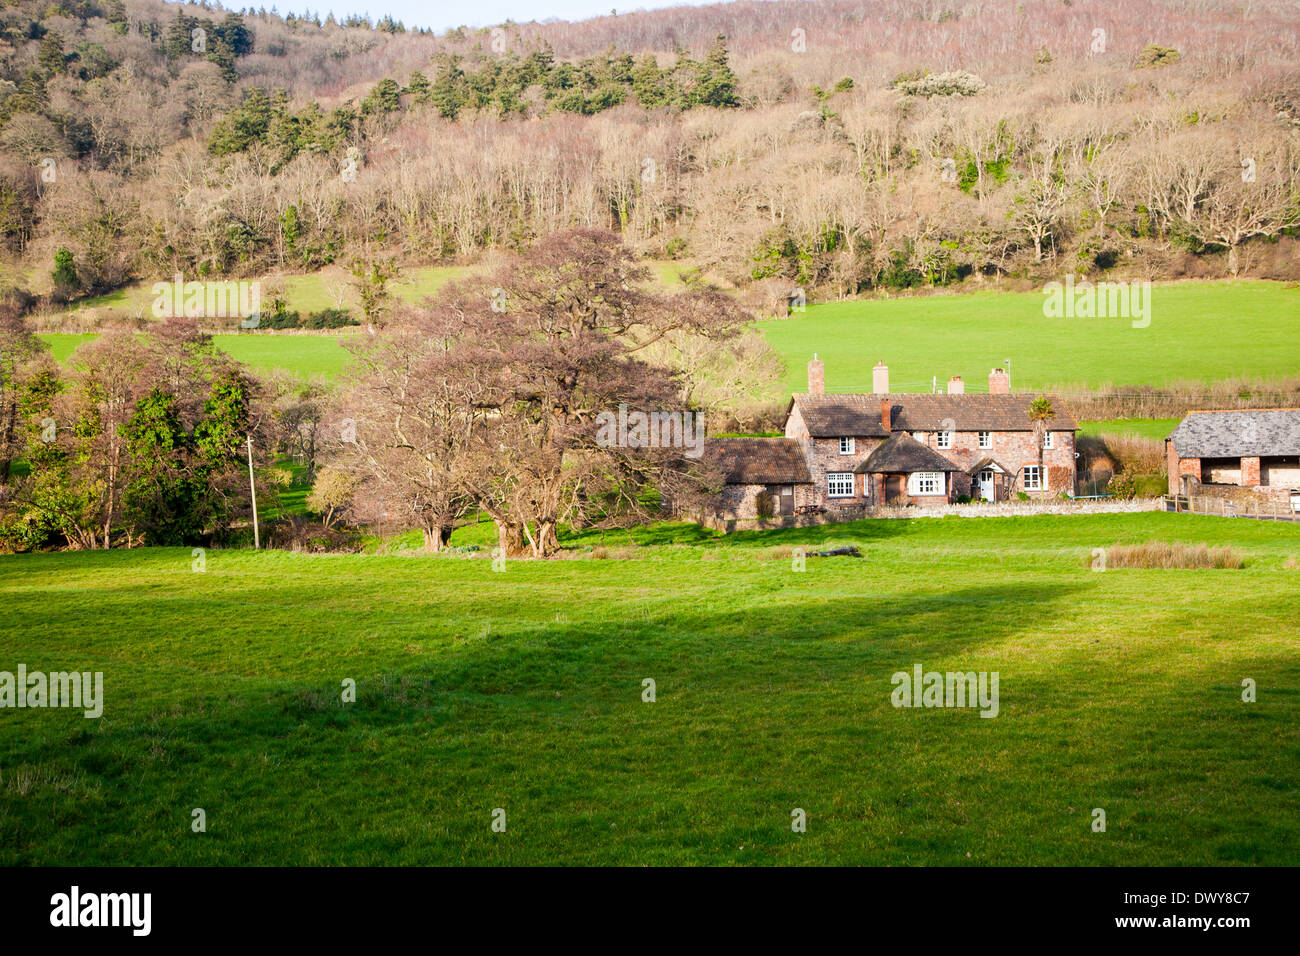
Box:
left=1166, top=409, right=1300, bottom=504
left=708, top=358, right=1078, bottom=519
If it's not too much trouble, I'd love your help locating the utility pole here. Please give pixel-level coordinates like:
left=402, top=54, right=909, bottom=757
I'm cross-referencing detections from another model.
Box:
left=246, top=434, right=259, bottom=550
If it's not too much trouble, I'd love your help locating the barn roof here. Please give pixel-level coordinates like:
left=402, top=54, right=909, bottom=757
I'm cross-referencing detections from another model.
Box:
left=789, top=393, right=1076, bottom=436
left=705, top=437, right=813, bottom=485
left=856, top=433, right=962, bottom=474
left=1167, top=409, right=1300, bottom=458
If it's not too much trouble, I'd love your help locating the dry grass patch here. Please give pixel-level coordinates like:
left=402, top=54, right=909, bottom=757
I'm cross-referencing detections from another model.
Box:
left=1086, top=541, right=1245, bottom=570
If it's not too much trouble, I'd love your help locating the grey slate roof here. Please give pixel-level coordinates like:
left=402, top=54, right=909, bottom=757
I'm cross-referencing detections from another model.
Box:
left=706, top=437, right=813, bottom=485
left=1167, top=409, right=1300, bottom=458
left=856, top=433, right=962, bottom=474
left=790, top=393, right=1076, bottom=436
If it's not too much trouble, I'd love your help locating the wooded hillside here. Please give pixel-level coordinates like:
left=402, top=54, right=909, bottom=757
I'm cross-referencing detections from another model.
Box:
left=1, top=0, right=1298, bottom=312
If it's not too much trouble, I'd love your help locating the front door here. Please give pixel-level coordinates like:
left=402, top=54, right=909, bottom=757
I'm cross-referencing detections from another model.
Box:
left=777, top=485, right=794, bottom=516
left=885, top=475, right=904, bottom=504
left=978, top=469, right=996, bottom=501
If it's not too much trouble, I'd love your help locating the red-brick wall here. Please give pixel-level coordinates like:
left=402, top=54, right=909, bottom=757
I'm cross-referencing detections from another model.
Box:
left=910, top=428, right=1076, bottom=498
left=1241, top=456, right=1261, bottom=487
left=779, top=406, right=1079, bottom=506
left=785, top=407, right=885, bottom=510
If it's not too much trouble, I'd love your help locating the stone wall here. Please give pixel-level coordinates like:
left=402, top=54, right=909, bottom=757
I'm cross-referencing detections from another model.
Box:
left=700, top=496, right=1164, bottom=530
left=1187, top=481, right=1297, bottom=507
left=718, top=482, right=818, bottom=519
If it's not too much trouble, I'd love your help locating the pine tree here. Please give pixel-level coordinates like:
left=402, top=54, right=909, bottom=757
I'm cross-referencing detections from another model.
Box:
left=695, top=35, right=740, bottom=108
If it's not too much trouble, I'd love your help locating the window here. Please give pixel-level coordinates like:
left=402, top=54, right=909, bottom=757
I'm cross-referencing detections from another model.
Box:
left=1043, top=432, right=1054, bottom=450
left=978, top=431, right=992, bottom=449
left=909, top=472, right=944, bottom=495
left=1023, top=466, right=1043, bottom=491
left=937, top=431, right=952, bottom=449
left=838, top=437, right=855, bottom=455
left=827, top=473, right=854, bottom=497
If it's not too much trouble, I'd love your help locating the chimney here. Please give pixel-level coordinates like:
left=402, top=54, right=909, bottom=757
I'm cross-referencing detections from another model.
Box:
left=947, top=375, right=965, bottom=395
left=807, top=354, right=825, bottom=395
left=880, top=398, right=892, bottom=433
left=873, top=361, right=889, bottom=395
left=989, top=367, right=1009, bottom=395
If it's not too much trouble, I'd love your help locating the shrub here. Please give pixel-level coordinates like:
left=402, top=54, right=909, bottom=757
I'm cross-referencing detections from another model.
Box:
left=1084, top=541, right=1244, bottom=570
left=894, top=70, right=985, bottom=97
left=1135, top=45, right=1180, bottom=69
left=1106, top=472, right=1137, bottom=499
left=260, top=308, right=301, bottom=329
left=51, top=248, right=78, bottom=300
left=258, top=308, right=358, bottom=330
left=266, top=518, right=361, bottom=553
left=304, top=308, right=358, bottom=328
left=754, top=489, right=775, bottom=518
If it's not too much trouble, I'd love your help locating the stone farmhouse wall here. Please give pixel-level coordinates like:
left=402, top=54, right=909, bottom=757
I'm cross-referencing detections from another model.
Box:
left=720, top=481, right=820, bottom=517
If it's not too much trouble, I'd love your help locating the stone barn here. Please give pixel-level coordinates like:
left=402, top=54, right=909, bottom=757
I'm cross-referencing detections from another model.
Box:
left=1166, top=409, right=1300, bottom=505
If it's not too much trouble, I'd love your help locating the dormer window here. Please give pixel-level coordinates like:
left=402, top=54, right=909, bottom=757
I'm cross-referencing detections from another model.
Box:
left=838, top=437, right=855, bottom=455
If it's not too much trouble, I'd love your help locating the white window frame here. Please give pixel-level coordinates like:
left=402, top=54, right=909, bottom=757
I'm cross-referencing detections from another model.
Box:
left=1023, top=466, right=1043, bottom=491
left=908, top=472, right=944, bottom=495
left=978, top=431, right=992, bottom=449
left=838, top=437, right=855, bottom=455
left=1042, top=431, right=1054, bottom=450
left=827, top=472, right=854, bottom=498
left=937, top=431, right=952, bottom=449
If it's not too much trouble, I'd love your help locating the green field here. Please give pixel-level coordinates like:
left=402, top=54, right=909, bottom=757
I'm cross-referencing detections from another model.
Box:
left=39, top=332, right=358, bottom=381
left=1079, top=419, right=1182, bottom=441
left=2, top=513, right=1297, bottom=865
left=41, top=260, right=705, bottom=381
left=37, top=278, right=1300, bottom=393
left=759, top=280, right=1300, bottom=393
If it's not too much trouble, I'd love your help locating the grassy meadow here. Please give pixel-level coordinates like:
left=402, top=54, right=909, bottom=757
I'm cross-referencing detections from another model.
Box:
left=1079, top=419, right=1182, bottom=441
left=38, top=279, right=1300, bottom=394
left=1, top=513, right=1297, bottom=866
left=758, top=280, right=1300, bottom=394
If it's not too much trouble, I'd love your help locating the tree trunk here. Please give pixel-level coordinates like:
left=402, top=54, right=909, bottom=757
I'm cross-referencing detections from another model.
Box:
left=496, top=520, right=526, bottom=558
left=421, top=524, right=454, bottom=552
left=534, top=518, right=559, bottom=557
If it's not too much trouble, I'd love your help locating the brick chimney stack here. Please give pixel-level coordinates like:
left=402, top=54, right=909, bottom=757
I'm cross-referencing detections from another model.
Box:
left=947, top=376, right=965, bottom=395
left=807, top=354, right=825, bottom=395
left=989, top=367, right=1010, bottom=395
left=873, top=361, right=889, bottom=395
left=880, top=398, right=892, bottom=433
